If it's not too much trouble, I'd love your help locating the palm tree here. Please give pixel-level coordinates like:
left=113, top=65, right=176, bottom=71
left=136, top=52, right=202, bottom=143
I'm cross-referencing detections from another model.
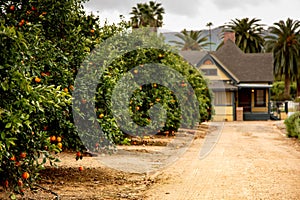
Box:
left=265, top=18, right=300, bottom=99
left=206, top=22, right=213, bottom=51
left=130, top=1, right=165, bottom=32
left=220, top=18, right=265, bottom=53
left=170, top=29, right=210, bottom=51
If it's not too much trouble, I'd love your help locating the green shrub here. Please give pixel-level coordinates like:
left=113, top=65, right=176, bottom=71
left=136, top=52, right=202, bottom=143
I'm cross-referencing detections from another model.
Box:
left=284, top=112, right=300, bottom=138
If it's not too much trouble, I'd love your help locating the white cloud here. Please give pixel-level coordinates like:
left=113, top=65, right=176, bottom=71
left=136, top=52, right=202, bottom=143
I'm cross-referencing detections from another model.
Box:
left=84, top=0, right=300, bottom=32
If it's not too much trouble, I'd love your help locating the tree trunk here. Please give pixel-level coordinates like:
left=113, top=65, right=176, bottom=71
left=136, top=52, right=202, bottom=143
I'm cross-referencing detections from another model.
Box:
left=284, top=71, right=291, bottom=100
left=297, top=79, right=300, bottom=98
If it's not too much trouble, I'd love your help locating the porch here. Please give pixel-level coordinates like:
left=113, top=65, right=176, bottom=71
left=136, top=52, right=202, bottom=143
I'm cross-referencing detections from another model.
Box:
left=237, top=84, right=272, bottom=121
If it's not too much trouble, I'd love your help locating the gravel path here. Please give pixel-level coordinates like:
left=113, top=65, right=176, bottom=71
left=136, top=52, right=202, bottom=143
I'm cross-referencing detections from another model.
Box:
left=145, top=121, right=300, bottom=200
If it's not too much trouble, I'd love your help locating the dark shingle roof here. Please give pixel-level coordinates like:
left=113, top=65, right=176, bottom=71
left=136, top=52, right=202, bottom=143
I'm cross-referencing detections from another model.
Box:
left=179, top=50, right=207, bottom=66
left=212, top=40, right=273, bottom=83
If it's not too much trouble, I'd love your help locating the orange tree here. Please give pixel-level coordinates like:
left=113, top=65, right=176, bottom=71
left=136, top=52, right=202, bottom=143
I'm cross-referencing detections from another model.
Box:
left=0, top=23, right=72, bottom=195
left=0, top=0, right=105, bottom=151
left=73, top=29, right=213, bottom=151
left=0, top=0, right=113, bottom=196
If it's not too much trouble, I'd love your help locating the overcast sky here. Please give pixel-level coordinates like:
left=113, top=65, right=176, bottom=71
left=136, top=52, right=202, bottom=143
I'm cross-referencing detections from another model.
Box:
left=84, top=0, right=300, bottom=32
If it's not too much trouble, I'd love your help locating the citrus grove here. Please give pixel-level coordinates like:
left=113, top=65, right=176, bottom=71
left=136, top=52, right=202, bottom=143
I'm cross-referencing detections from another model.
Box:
left=0, top=0, right=212, bottom=197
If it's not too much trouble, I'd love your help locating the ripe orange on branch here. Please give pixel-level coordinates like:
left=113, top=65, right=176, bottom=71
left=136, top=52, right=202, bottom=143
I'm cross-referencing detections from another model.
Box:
left=9, top=5, right=15, bottom=11
left=20, top=152, right=27, bottom=159
left=57, top=142, right=62, bottom=149
left=56, top=136, right=62, bottom=143
left=22, top=172, right=30, bottom=179
left=50, top=135, right=56, bottom=142
left=10, top=155, right=16, bottom=161
left=18, top=180, right=23, bottom=187
left=34, top=77, right=41, bottom=83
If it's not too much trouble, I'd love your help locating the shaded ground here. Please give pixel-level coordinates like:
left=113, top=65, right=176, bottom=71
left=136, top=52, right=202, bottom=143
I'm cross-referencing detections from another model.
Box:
left=1, top=121, right=300, bottom=199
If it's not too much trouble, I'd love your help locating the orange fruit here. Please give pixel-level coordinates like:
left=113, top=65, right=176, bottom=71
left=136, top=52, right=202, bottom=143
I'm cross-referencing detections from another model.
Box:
left=15, top=161, right=21, bottom=167
left=18, top=180, right=23, bottom=187
left=10, top=155, right=16, bottom=161
left=79, top=166, right=84, bottom=171
left=63, top=88, right=68, bottom=93
left=9, top=5, right=15, bottom=11
left=22, top=172, right=30, bottom=179
left=20, top=152, right=26, bottom=159
left=57, top=142, right=62, bottom=149
left=133, top=69, right=138, bottom=74
left=69, top=85, right=74, bottom=91
left=50, top=135, right=56, bottom=142
left=4, top=180, right=9, bottom=187
left=99, top=113, right=104, bottom=119
left=34, top=77, right=41, bottom=83
left=56, top=136, right=62, bottom=143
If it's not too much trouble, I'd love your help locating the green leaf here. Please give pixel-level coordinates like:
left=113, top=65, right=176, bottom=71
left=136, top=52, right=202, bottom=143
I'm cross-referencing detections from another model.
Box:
left=5, top=123, right=11, bottom=129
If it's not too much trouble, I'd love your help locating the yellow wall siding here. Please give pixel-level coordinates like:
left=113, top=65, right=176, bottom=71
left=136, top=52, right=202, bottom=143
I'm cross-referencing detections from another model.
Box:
left=212, top=106, right=234, bottom=121
left=200, top=65, right=230, bottom=81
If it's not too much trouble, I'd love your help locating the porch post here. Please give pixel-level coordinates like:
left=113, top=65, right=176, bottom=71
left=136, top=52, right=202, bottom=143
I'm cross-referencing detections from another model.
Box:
left=268, top=89, right=271, bottom=115
left=232, top=91, right=236, bottom=121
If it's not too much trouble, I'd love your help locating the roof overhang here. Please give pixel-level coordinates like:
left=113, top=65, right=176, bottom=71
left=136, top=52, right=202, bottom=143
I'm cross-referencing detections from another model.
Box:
left=209, top=81, right=238, bottom=91
left=237, top=84, right=272, bottom=88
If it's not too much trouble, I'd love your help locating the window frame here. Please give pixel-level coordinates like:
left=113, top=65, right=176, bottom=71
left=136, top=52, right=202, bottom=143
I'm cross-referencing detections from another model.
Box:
left=254, top=89, right=266, bottom=107
left=201, top=68, right=218, bottom=76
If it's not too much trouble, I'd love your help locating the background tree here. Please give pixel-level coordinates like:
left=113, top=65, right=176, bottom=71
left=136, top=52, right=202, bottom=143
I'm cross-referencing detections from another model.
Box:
left=130, top=1, right=165, bottom=32
left=265, top=18, right=300, bottom=99
left=206, top=22, right=213, bottom=51
left=170, top=29, right=210, bottom=51
left=220, top=18, right=265, bottom=53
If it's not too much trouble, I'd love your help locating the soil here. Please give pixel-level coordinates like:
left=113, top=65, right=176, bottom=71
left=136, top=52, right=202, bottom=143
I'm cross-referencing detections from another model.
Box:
left=145, top=121, right=300, bottom=200
left=1, top=121, right=300, bottom=200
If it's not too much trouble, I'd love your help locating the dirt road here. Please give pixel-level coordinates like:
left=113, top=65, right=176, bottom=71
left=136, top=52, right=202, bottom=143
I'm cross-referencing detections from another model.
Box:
left=145, top=121, right=300, bottom=200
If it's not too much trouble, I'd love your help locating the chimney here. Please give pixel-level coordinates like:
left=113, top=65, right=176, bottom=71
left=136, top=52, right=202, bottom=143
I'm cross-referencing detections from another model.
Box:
left=224, top=31, right=235, bottom=43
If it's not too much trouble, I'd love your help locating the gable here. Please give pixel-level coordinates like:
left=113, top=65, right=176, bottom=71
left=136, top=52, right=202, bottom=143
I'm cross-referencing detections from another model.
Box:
left=197, top=54, right=238, bottom=83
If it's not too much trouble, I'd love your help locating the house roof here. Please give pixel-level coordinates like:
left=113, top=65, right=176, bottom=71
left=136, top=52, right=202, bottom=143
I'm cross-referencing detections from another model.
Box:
left=209, top=81, right=238, bottom=91
left=212, top=40, right=273, bottom=83
left=179, top=50, right=207, bottom=66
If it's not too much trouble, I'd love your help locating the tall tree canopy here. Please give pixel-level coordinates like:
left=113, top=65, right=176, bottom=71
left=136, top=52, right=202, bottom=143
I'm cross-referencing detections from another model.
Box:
left=265, top=18, right=300, bottom=99
left=170, top=29, right=210, bottom=51
left=221, top=18, right=265, bottom=53
left=130, top=1, right=165, bottom=32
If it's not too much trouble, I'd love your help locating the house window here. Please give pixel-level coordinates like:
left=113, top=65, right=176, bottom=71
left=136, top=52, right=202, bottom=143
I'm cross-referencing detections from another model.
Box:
left=254, top=89, right=266, bottom=107
left=214, top=91, right=232, bottom=106
left=204, top=59, right=213, bottom=65
left=201, top=68, right=217, bottom=76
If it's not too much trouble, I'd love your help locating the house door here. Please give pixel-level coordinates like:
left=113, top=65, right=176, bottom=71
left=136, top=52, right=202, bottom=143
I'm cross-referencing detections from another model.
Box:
left=239, top=88, right=252, bottom=112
